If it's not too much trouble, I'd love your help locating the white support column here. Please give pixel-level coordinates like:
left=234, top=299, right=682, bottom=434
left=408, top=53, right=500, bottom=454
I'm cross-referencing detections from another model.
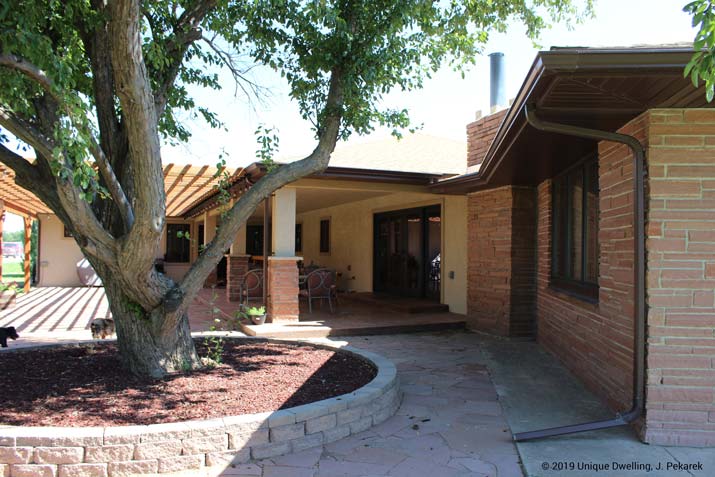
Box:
left=271, top=187, right=296, bottom=257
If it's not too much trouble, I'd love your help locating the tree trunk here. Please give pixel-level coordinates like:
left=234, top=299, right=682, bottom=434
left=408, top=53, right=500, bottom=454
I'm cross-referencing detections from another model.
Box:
left=103, top=279, right=200, bottom=378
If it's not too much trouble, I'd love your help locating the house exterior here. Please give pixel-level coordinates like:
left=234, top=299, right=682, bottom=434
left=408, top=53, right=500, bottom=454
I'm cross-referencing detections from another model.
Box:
left=2, top=45, right=714, bottom=447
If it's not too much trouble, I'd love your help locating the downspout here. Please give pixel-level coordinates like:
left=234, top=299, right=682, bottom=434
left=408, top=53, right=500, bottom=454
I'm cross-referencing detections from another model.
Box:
left=513, top=104, right=646, bottom=441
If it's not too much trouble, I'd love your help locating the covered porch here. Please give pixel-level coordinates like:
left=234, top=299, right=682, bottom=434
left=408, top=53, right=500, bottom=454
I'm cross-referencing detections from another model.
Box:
left=180, top=165, right=468, bottom=329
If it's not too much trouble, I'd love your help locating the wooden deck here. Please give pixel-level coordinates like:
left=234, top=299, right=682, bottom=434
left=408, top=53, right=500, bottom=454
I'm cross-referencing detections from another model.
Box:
left=0, top=287, right=466, bottom=347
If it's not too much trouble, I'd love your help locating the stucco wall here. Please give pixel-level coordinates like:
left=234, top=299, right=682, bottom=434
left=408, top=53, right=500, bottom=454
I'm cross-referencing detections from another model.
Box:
left=296, top=192, right=467, bottom=315
left=38, top=214, right=86, bottom=287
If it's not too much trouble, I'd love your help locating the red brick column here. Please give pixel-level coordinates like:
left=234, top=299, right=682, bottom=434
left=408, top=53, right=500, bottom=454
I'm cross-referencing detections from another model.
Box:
left=267, top=257, right=299, bottom=322
left=226, top=255, right=250, bottom=302
left=466, top=185, right=537, bottom=337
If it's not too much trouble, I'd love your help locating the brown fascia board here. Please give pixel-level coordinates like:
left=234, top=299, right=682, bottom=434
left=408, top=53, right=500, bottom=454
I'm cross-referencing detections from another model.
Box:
left=182, top=161, right=449, bottom=218
left=430, top=47, right=698, bottom=194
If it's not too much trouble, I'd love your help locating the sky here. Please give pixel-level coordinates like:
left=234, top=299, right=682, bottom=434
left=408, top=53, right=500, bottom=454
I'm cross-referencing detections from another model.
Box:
left=161, top=0, right=698, bottom=167
left=2, top=0, right=698, bottom=231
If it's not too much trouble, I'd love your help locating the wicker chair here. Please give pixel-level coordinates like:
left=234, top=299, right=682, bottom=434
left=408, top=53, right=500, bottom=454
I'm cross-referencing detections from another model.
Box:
left=239, top=269, right=264, bottom=306
left=299, top=268, right=337, bottom=313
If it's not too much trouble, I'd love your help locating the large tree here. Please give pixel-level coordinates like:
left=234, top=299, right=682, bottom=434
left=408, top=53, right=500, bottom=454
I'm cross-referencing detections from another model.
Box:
left=0, top=0, right=589, bottom=377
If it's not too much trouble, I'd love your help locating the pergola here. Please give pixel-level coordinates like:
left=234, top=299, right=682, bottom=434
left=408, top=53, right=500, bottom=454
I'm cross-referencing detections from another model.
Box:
left=0, top=161, right=240, bottom=292
left=0, top=163, right=51, bottom=292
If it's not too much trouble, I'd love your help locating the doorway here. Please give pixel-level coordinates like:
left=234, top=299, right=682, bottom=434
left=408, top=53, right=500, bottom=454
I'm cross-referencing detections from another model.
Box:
left=373, top=205, right=441, bottom=300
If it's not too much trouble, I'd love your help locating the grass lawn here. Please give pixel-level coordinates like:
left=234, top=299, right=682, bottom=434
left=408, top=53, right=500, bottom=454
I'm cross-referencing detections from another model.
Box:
left=2, top=261, right=24, bottom=283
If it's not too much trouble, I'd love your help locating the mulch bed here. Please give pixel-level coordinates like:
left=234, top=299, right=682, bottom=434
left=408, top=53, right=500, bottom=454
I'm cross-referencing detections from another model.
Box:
left=0, top=339, right=376, bottom=427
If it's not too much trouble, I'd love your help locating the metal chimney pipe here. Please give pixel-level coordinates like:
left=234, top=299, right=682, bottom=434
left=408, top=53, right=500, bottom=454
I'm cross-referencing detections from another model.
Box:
left=489, top=52, right=506, bottom=111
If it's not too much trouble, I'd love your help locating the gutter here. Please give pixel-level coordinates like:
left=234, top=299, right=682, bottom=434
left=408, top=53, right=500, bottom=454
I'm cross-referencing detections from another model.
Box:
left=513, top=104, right=646, bottom=441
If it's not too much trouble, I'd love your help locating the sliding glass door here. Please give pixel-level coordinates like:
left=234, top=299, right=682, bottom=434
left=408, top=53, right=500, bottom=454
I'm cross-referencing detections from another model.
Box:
left=373, top=205, right=441, bottom=299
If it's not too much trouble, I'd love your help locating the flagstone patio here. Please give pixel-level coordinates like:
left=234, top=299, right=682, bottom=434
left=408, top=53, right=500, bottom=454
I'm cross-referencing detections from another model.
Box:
left=218, top=332, right=523, bottom=477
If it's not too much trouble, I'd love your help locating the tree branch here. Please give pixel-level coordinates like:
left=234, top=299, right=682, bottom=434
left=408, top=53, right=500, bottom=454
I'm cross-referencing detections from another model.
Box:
left=153, top=0, right=217, bottom=117
left=0, top=54, right=135, bottom=229
left=177, top=67, right=345, bottom=309
left=201, top=36, right=267, bottom=103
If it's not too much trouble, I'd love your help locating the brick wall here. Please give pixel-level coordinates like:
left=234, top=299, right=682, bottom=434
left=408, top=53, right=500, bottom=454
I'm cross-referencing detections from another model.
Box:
left=535, top=114, right=649, bottom=414
left=643, top=109, right=715, bottom=447
left=467, top=110, right=508, bottom=169
left=467, top=185, right=536, bottom=336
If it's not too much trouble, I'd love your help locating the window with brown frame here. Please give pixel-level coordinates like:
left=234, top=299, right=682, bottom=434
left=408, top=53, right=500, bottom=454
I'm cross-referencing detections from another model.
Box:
left=295, top=223, right=303, bottom=253
left=551, top=156, right=599, bottom=301
left=319, top=219, right=330, bottom=254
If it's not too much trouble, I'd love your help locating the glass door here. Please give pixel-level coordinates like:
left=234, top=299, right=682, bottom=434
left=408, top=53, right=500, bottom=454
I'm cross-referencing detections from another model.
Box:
left=373, top=205, right=440, bottom=299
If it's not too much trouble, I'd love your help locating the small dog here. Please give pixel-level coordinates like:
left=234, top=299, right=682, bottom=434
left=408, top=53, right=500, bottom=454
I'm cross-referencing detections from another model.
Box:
left=0, top=326, right=19, bottom=348
left=90, top=318, right=115, bottom=339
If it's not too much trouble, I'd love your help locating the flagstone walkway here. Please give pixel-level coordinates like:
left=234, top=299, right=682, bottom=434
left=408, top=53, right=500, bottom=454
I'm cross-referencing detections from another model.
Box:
left=219, top=332, right=523, bottom=477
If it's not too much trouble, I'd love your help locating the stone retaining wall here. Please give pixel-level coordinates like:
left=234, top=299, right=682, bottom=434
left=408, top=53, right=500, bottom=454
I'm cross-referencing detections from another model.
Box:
left=0, top=341, right=400, bottom=477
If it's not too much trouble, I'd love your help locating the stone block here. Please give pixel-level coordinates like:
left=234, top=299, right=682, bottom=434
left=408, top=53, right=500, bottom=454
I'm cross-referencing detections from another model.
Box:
left=9, top=464, right=56, bottom=477
left=57, top=464, right=107, bottom=477
left=205, top=449, right=251, bottom=468
left=83, top=446, right=133, bottom=464
left=133, top=440, right=182, bottom=460
left=269, top=424, right=304, bottom=443
left=33, top=448, right=84, bottom=465
left=250, top=442, right=291, bottom=460
left=181, top=434, right=228, bottom=455
left=322, top=425, right=350, bottom=444
left=157, top=455, right=203, bottom=474
left=0, top=447, right=31, bottom=464
left=106, top=460, right=158, bottom=477
left=228, top=429, right=269, bottom=450
left=290, top=433, right=324, bottom=453
left=305, top=414, right=336, bottom=435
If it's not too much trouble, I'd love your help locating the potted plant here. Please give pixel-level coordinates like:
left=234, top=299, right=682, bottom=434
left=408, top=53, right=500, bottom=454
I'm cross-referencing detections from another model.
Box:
left=238, top=305, right=267, bottom=325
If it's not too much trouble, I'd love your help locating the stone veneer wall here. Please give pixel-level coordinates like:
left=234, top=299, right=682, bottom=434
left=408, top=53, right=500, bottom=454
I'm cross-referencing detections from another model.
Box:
left=467, top=185, right=537, bottom=337
left=0, top=341, right=400, bottom=477
left=643, top=109, right=715, bottom=447
left=466, top=109, right=508, bottom=168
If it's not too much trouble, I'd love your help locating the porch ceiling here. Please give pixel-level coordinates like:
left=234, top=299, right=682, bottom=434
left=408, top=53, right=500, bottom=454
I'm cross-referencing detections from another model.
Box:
left=246, top=188, right=392, bottom=219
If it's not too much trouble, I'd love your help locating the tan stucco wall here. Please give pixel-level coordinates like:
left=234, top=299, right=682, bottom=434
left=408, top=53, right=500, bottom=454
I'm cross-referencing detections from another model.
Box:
left=38, top=214, right=86, bottom=287
left=296, top=191, right=467, bottom=315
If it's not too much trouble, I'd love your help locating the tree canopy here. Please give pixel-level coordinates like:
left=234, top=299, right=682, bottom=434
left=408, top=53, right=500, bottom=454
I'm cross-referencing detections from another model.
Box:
left=685, top=0, right=715, bottom=101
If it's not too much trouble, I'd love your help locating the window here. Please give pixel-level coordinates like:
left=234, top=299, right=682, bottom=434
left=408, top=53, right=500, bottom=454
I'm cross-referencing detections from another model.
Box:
left=166, top=223, right=191, bottom=262
left=551, top=157, right=599, bottom=300
left=246, top=225, right=264, bottom=256
left=319, top=219, right=330, bottom=254
left=295, top=223, right=303, bottom=253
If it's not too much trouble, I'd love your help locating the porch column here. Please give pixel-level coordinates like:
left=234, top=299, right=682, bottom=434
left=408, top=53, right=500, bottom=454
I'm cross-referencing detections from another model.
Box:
left=225, top=254, right=250, bottom=302
left=267, top=187, right=299, bottom=322
left=23, top=217, right=31, bottom=293
left=203, top=212, right=218, bottom=287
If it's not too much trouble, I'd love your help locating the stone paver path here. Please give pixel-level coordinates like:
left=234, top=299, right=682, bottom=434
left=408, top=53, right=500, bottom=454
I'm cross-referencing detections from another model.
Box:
left=220, top=332, right=523, bottom=477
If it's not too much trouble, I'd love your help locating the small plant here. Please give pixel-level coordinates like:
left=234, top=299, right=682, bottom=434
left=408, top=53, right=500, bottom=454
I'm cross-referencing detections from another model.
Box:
left=236, top=305, right=267, bottom=325
left=202, top=290, right=226, bottom=366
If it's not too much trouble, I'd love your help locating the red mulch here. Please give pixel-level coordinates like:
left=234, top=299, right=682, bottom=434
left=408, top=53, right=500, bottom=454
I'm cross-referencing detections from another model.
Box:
left=0, top=339, right=376, bottom=427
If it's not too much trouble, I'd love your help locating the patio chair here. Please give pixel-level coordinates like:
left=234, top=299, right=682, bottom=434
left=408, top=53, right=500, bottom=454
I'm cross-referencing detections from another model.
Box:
left=299, top=268, right=337, bottom=313
left=239, top=269, right=264, bottom=306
